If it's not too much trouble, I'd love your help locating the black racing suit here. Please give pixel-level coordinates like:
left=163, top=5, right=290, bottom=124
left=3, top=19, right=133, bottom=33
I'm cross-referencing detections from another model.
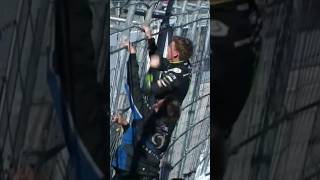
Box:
left=112, top=53, right=178, bottom=180
left=146, top=38, right=192, bottom=104
left=212, top=0, right=261, bottom=178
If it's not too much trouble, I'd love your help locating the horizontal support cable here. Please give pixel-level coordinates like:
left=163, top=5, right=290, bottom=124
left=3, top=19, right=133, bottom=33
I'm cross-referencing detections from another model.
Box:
left=171, top=136, right=209, bottom=169
left=110, top=7, right=209, bottom=35
left=181, top=93, right=210, bottom=111
left=122, top=7, right=209, bottom=20
left=110, top=24, right=143, bottom=35
left=111, top=1, right=160, bottom=9
left=229, top=99, right=320, bottom=155
left=110, top=17, right=210, bottom=54
left=168, top=115, right=210, bottom=150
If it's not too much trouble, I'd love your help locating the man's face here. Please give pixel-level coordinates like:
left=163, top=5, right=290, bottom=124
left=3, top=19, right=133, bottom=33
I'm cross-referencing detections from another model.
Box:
left=167, top=41, right=179, bottom=61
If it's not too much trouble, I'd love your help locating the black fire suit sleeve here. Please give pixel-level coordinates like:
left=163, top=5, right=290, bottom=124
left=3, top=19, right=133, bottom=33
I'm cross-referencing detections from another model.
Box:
left=147, top=38, right=157, bottom=56
left=147, top=38, right=170, bottom=71
left=151, top=71, right=181, bottom=98
left=127, top=53, right=153, bottom=118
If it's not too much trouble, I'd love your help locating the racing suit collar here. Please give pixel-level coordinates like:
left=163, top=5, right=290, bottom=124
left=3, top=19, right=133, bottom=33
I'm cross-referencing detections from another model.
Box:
left=169, top=60, right=184, bottom=64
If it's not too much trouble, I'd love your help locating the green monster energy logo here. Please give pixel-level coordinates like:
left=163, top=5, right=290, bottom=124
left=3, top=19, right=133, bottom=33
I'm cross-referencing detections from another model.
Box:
left=144, top=73, right=154, bottom=93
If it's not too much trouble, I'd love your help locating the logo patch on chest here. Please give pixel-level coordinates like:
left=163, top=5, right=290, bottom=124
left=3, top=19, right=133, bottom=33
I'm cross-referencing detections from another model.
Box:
left=168, top=68, right=182, bottom=74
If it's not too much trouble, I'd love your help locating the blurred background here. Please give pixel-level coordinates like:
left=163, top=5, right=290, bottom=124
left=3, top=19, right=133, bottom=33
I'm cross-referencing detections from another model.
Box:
left=0, top=0, right=107, bottom=179
left=222, top=0, right=320, bottom=180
